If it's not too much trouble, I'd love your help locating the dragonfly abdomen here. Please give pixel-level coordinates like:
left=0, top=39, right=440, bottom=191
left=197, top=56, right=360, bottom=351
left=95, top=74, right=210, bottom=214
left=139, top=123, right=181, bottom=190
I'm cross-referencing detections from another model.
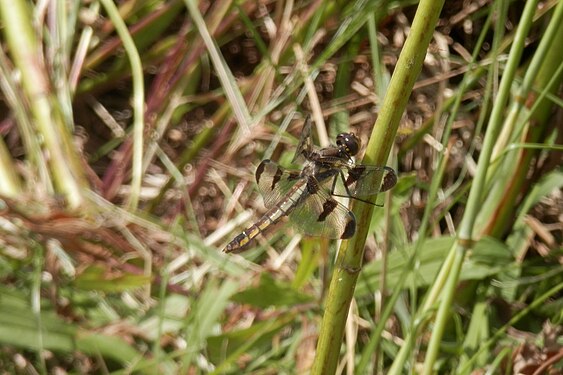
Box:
left=222, top=185, right=304, bottom=253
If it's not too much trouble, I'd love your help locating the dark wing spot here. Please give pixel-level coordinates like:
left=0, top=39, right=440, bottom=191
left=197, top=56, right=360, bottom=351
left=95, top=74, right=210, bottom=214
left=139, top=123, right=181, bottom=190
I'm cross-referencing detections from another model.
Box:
left=341, top=215, right=356, bottom=239
left=318, top=199, right=337, bottom=222
left=287, top=171, right=301, bottom=180
left=346, top=166, right=365, bottom=187
left=306, top=179, right=320, bottom=194
left=271, top=166, right=283, bottom=191
left=255, top=160, right=268, bottom=183
left=381, top=167, right=398, bottom=192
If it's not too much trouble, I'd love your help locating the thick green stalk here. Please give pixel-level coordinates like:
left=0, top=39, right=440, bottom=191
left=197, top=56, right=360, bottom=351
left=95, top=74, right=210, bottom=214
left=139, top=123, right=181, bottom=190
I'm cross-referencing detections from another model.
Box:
left=421, top=1, right=540, bottom=373
left=310, top=0, right=445, bottom=373
left=0, top=0, right=88, bottom=208
left=0, top=50, right=23, bottom=196
left=0, top=136, right=20, bottom=196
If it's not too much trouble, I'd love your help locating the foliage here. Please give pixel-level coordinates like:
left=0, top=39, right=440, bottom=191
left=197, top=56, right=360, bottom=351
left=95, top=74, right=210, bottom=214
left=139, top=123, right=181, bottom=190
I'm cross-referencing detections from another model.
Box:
left=0, top=0, right=561, bottom=374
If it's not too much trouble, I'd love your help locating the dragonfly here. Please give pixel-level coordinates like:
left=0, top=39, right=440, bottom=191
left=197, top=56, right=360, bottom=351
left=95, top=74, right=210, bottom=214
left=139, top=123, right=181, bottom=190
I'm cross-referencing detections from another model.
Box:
left=223, top=117, right=397, bottom=253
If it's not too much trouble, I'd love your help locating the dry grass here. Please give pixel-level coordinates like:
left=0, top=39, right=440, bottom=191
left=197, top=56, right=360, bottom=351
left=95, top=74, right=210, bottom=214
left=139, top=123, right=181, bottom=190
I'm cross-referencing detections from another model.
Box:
left=0, top=0, right=561, bottom=374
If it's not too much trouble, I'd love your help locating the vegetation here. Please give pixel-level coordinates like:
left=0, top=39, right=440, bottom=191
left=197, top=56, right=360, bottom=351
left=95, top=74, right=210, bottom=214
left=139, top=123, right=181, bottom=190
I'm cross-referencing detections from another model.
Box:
left=0, top=0, right=561, bottom=374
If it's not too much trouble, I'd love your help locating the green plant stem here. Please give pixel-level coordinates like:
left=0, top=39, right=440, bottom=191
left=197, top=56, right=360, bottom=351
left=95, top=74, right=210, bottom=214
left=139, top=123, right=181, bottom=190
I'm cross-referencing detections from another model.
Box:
left=421, top=1, right=540, bottom=373
left=310, top=1, right=445, bottom=374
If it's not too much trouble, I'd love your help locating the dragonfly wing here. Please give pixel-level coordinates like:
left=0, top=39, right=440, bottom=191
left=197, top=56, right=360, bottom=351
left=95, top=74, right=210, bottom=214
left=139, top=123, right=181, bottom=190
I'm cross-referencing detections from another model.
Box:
left=255, top=159, right=302, bottom=209
left=291, top=115, right=314, bottom=164
left=333, top=165, right=397, bottom=197
left=288, top=177, right=356, bottom=239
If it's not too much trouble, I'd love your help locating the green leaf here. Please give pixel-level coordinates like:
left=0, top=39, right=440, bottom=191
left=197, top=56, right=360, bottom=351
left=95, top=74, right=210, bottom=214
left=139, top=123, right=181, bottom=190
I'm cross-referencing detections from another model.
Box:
left=458, top=301, right=490, bottom=369
left=292, top=239, right=321, bottom=289
left=357, top=236, right=515, bottom=296
left=179, top=279, right=240, bottom=368
left=231, top=273, right=314, bottom=308
left=507, top=169, right=563, bottom=252
left=207, top=312, right=296, bottom=370
left=74, top=265, right=151, bottom=292
left=139, top=294, right=190, bottom=340
left=463, top=236, right=513, bottom=279
left=0, top=286, right=141, bottom=366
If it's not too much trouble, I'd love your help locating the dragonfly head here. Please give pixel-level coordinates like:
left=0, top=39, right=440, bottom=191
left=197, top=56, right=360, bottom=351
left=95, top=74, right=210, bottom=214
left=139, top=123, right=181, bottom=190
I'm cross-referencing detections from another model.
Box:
left=336, top=132, right=361, bottom=157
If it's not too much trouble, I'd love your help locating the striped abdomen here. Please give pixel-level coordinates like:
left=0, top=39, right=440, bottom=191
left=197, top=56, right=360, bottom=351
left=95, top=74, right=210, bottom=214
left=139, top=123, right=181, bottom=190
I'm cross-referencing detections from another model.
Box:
left=222, top=179, right=307, bottom=253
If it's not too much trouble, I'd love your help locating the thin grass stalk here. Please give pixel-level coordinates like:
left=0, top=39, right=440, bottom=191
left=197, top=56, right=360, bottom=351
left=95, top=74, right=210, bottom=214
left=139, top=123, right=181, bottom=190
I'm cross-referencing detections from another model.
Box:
left=420, top=1, right=540, bottom=373
left=455, top=0, right=538, bottom=235
left=329, top=38, right=358, bottom=135
left=491, top=0, right=563, bottom=163
left=386, top=8, right=499, bottom=371
left=367, top=15, right=384, bottom=373
left=383, top=157, right=455, bottom=374
left=98, top=1, right=230, bottom=201
left=31, top=243, right=47, bottom=373
left=185, top=0, right=252, bottom=132
left=98, top=0, right=145, bottom=210
left=457, top=281, right=563, bottom=374
left=310, top=1, right=446, bottom=373
left=0, top=0, right=88, bottom=208
left=367, top=14, right=391, bottom=373
left=91, top=7, right=183, bottom=199
left=360, top=4, right=496, bottom=373
left=368, top=14, right=389, bottom=100
left=477, top=1, right=563, bottom=237
left=311, top=1, right=385, bottom=71
left=399, top=3, right=523, bottom=159
left=50, top=0, right=75, bottom=128
left=69, top=1, right=99, bottom=93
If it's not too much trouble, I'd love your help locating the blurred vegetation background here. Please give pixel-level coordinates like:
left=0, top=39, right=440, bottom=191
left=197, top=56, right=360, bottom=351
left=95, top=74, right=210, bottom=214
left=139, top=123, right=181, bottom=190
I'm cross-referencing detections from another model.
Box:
left=0, top=0, right=561, bottom=374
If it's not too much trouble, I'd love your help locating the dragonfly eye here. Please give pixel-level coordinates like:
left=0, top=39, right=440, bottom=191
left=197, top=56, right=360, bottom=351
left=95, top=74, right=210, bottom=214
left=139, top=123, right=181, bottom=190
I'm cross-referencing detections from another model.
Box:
left=337, top=133, right=360, bottom=156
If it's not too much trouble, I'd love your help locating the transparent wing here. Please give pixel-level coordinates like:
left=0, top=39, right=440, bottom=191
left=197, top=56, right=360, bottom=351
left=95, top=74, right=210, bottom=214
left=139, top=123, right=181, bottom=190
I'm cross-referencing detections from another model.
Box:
left=256, top=159, right=356, bottom=239
left=255, top=159, right=302, bottom=209
left=291, top=115, right=314, bottom=164
left=332, top=165, right=397, bottom=198
left=288, top=178, right=356, bottom=239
